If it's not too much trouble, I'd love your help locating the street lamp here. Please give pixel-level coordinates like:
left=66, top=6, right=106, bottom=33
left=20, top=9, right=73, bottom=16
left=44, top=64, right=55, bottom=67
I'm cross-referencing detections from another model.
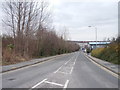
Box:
left=88, top=26, right=97, bottom=48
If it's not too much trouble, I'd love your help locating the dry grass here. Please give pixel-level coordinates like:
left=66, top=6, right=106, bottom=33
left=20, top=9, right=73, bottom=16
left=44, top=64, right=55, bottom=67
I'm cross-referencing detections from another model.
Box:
left=2, top=48, right=29, bottom=65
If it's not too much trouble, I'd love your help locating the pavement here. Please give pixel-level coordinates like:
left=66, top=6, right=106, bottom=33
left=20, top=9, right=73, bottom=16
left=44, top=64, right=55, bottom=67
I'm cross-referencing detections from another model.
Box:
left=2, top=51, right=119, bottom=88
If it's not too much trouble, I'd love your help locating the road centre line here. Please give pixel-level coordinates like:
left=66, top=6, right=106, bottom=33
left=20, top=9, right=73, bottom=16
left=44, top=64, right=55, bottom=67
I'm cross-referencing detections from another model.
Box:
left=44, top=81, right=64, bottom=87
left=69, top=67, right=74, bottom=74
left=73, top=54, right=78, bottom=65
left=31, top=78, right=47, bottom=89
left=64, top=80, right=69, bottom=88
left=54, top=52, right=79, bottom=74
left=73, top=61, right=75, bottom=65
left=54, top=54, right=75, bottom=73
left=64, top=54, right=75, bottom=65
left=69, top=53, right=79, bottom=74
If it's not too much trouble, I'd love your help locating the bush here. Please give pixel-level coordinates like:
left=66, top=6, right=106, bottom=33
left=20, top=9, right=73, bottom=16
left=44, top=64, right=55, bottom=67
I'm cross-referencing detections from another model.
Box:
left=91, top=44, right=119, bottom=64
left=91, top=48, right=104, bottom=58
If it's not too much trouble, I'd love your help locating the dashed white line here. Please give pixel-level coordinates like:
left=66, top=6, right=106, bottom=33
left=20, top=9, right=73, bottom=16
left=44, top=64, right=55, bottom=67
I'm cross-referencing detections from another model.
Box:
left=44, top=81, right=64, bottom=87
left=31, top=78, right=47, bottom=88
left=73, top=62, right=75, bottom=65
left=64, top=80, right=69, bottom=88
left=69, top=67, right=74, bottom=74
left=69, top=53, right=79, bottom=74
left=54, top=55, right=75, bottom=73
left=65, top=55, right=75, bottom=65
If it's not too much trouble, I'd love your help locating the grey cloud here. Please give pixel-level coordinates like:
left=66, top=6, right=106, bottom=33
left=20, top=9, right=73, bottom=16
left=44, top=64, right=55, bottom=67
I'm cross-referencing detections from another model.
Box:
left=52, top=1, right=118, bottom=41
left=53, top=2, right=117, bottom=26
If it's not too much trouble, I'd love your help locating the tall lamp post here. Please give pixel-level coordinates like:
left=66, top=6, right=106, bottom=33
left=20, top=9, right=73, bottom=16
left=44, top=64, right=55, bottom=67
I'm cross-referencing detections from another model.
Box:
left=88, top=26, right=97, bottom=48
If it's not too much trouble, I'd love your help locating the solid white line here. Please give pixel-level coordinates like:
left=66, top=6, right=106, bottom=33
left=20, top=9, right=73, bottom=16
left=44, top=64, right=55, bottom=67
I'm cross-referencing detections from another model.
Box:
left=31, top=78, right=47, bottom=88
left=64, top=80, right=69, bottom=88
left=86, top=56, right=119, bottom=79
left=44, top=81, right=64, bottom=87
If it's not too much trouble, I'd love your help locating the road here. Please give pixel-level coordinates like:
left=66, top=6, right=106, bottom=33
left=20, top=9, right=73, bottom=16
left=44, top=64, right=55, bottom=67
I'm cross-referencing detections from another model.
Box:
left=2, top=51, right=119, bottom=88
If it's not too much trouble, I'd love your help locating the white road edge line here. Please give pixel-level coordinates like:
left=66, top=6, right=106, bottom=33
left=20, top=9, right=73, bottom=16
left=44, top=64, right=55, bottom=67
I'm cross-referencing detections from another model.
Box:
left=31, top=78, right=47, bottom=88
left=44, top=81, right=64, bottom=87
left=86, top=56, right=119, bottom=79
left=64, top=80, right=69, bottom=88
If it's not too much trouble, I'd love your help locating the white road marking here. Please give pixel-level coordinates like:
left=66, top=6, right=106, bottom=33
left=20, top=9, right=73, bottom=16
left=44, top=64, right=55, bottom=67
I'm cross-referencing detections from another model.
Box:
left=54, top=65, right=63, bottom=73
left=65, top=59, right=71, bottom=65
left=73, top=53, right=78, bottom=65
left=44, top=81, right=64, bottom=87
left=54, top=55, right=75, bottom=73
left=29, top=53, right=78, bottom=89
left=31, top=78, right=47, bottom=88
left=73, top=61, right=75, bottom=65
left=69, top=67, right=74, bottom=74
left=64, top=80, right=69, bottom=88
left=54, top=52, right=79, bottom=77
left=65, top=55, right=75, bottom=65
left=69, top=53, right=79, bottom=74
left=59, top=71, right=69, bottom=74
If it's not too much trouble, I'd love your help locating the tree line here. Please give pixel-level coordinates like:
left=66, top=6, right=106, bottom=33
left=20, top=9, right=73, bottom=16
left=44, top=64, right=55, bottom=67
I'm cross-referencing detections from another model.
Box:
left=2, top=1, right=80, bottom=65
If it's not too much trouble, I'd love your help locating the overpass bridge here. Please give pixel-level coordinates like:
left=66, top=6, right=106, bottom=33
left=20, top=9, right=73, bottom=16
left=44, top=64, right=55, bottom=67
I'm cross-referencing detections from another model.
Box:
left=69, top=41, right=111, bottom=49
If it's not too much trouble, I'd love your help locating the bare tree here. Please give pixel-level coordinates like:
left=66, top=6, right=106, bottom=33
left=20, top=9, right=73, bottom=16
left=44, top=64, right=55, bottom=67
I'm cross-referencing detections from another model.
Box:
left=2, top=0, right=80, bottom=65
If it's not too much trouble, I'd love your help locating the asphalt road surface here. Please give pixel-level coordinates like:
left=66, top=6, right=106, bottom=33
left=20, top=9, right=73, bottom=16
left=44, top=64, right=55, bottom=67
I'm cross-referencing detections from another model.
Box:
left=2, top=51, right=119, bottom=88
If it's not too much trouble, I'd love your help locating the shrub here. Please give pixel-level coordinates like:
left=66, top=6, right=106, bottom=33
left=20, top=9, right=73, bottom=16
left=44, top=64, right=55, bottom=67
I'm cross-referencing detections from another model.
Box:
left=91, top=44, right=119, bottom=64
left=91, top=48, right=104, bottom=58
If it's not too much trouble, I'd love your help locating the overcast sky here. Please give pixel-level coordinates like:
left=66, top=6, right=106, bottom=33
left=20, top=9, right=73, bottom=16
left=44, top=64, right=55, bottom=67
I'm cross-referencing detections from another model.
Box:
left=49, top=0, right=119, bottom=41
left=0, top=0, right=119, bottom=41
